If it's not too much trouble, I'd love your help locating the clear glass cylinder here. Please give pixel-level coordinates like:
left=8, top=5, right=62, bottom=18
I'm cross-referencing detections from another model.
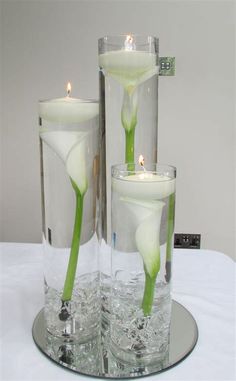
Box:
left=99, top=35, right=159, bottom=240
left=39, top=98, right=100, bottom=343
left=99, top=35, right=159, bottom=328
left=110, top=164, right=176, bottom=365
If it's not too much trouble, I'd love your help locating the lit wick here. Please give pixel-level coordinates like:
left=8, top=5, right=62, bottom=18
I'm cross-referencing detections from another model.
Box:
left=124, top=34, right=136, bottom=51
left=67, top=82, right=72, bottom=97
left=139, top=155, right=146, bottom=171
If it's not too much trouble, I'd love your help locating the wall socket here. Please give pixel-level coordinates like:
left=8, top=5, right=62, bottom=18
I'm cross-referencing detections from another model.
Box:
left=174, top=233, right=201, bottom=249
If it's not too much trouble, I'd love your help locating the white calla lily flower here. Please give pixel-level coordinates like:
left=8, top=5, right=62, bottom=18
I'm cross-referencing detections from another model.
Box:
left=110, top=67, right=158, bottom=93
left=99, top=51, right=158, bottom=92
left=121, top=197, right=165, bottom=278
left=100, top=49, right=158, bottom=165
left=40, top=130, right=88, bottom=195
left=121, top=89, right=138, bottom=132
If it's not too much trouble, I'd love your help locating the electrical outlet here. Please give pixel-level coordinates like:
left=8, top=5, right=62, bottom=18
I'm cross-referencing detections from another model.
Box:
left=174, top=234, right=201, bottom=249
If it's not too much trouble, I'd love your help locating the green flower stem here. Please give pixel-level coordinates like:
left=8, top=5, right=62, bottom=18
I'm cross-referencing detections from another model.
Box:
left=62, top=179, right=84, bottom=302
left=166, top=193, right=175, bottom=262
left=142, top=269, right=157, bottom=316
left=125, top=128, right=135, bottom=170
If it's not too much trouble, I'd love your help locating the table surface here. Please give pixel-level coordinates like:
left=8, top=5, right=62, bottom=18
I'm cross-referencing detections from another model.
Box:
left=0, top=243, right=235, bottom=381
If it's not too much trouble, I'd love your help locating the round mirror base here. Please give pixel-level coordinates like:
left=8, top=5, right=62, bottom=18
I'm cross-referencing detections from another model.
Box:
left=32, top=300, right=198, bottom=379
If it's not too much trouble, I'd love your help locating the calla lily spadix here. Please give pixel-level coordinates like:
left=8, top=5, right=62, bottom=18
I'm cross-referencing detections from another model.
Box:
left=40, top=130, right=88, bottom=306
left=121, top=197, right=165, bottom=316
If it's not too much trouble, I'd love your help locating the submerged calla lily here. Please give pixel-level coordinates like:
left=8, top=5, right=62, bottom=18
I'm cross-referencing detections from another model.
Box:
left=121, top=197, right=164, bottom=277
left=100, top=50, right=158, bottom=164
left=99, top=51, right=158, bottom=93
left=40, top=130, right=89, bottom=304
left=121, top=89, right=138, bottom=165
left=121, top=197, right=165, bottom=315
left=40, top=130, right=88, bottom=195
left=121, top=89, right=138, bottom=132
left=108, top=66, right=158, bottom=94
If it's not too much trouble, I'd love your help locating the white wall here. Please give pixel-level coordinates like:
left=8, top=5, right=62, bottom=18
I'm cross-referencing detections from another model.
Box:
left=1, top=0, right=235, bottom=259
left=0, top=3, right=3, bottom=239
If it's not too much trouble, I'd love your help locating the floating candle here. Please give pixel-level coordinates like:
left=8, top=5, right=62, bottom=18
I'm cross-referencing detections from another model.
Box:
left=99, top=50, right=156, bottom=77
left=39, top=83, right=99, bottom=193
left=99, top=51, right=157, bottom=91
left=112, top=172, right=176, bottom=200
left=99, top=35, right=158, bottom=91
left=39, top=83, right=98, bottom=124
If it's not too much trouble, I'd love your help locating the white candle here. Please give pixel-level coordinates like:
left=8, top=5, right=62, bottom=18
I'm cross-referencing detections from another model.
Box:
left=112, top=172, right=176, bottom=200
left=39, top=83, right=98, bottom=124
left=39, top=84, right=99, bottom=194
left=39, top=97, right=98, bottom=124
left=99, top=50, right=156, bottom=76
left=99, top=35, right=158, bottom=91
left=99, top=51, right=157, bottom=90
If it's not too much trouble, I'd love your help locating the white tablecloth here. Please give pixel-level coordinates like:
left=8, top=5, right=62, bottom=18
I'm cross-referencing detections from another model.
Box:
left=0, top=243, right=235, bottom=381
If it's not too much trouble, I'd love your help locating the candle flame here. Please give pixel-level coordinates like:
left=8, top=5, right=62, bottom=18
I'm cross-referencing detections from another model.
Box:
left=125, top=34, right=135, bottom=51
left=67, top=82, right=72, bottom=96
left=139, top=155, right=145, bottom=167
left=126, top=34, right=133, bottom=44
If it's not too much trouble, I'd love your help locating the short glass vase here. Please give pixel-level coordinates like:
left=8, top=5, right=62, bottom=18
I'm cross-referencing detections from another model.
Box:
left=110, top=163, right=176, bottom=365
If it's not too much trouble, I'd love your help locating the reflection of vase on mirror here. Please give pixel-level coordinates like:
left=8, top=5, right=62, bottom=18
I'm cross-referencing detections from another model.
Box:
left=46, top=333, right=101, bottom=374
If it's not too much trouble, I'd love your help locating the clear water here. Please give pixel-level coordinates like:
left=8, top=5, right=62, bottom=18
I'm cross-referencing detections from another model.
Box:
left=100, top=275, right=111, bottom=337
left=110, top=276, right=171, bottom=365
left=40, top=136, right=99, bottom=248
left=109, top=169, right=174, bottom=364
left=99, top=71, right=158, bottom=243
left=45, top=272, right=100, bottom=343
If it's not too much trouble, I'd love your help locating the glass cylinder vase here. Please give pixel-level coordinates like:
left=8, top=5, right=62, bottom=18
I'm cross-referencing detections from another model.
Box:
left=99, top=35, right=159, bottom=241
left=110, top=163, right=176, bottom=365
left=99, top=35, right=159, bottom=327
left=39, top=97, right=100, bottom=344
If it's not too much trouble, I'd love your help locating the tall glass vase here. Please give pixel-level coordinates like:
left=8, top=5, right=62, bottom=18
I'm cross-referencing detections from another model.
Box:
left=110, top=164, right=176, bottom=365
left=39, top=98, right=100, bottom=343
left=98, top=35, right=159, bottom=328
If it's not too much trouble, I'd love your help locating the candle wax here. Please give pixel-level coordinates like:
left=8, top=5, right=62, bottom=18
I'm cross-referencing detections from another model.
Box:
left=99, top=50, right=158, bottom=90
left=99, top=50, right=156, bottom=76
left=112, top=173, right=175, bottom=200
left=39, top=97, right=98, bottom=124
